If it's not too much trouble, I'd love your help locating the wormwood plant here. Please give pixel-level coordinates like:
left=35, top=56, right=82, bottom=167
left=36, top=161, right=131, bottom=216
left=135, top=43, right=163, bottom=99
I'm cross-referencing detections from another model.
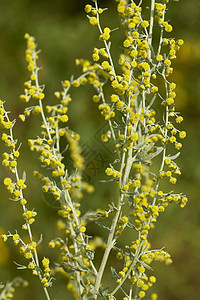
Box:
left=0, top=0, right=188, bottom=299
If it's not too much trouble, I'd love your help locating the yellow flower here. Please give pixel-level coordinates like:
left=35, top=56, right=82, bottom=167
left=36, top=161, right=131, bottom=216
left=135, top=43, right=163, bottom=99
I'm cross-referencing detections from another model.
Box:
left=149, top=276, right=156, bottom=283
left=59, top=115, right=69, bottom=122
left=101, top=61, right=112, bottom=71
left=92, top=53, right=100, bottom=61
left=13, top=233, right=19, bottom=241
left=164, top=59, right=171, bottom=67
left=17, top=179, right=24, bottom=187
left=42, top=257, right=50, bottom=268
left=151, top=86, right=158, bottom=93
left=169, top=177, right=177, bottom=184
left=175, top=143, right=182, bottom=150
left=130, top=49, right=138, bottom=57
left=38, top=93, right=45, bottom=100
left=105, top=168, right=113, bottom=176
left=142, top=62, right=150, bottom=70
left=169, top=136, right=176, bottom=143
left=156, top=54, right=163, bottom=62
left=123, top=39, right=131, bottom=48
left=121, top=216, right=128, bottom=223
left=151, top=293, right=158, bottom=300
left=1, top=234, right=8, bottom=242
left=179, top=131, right=186, bottom=139
left=165, top=158, right=171, bottom=165
left=85, top=4, right=92, bottom=13
left=164, top=24, right=173, bottom=32
left=166, top=97, right=174, bottom=106
left=132, top=31, right=139, bottom=39
left=178, top=39, right=184, bottom=46
left=4, top=178, right=12, bottom=186
left=141, top=20, right=149, bottom=28
left=89, top=17, right=99, bottom=26
left=14, top=150, right=20, bottom=157
left=169, top=82, right=176, bottom=90
left=138, top=291, right=145, bottom=298
left=80, top=226, right=86, bottom=233
left=176, top=116, right=183, bottom=123
left=28, top=262, right=35, bottom=269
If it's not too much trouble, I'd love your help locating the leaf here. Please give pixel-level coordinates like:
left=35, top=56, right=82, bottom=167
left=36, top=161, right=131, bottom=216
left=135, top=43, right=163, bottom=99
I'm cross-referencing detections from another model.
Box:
left=142, top=262, right=153, bottom=270
left=108, top=203, right=114, bottom=211
left=169, top=152, right=180, bottom=160
left=89, top=285, right=98, bottom=295
left=22, top=171, right=26, bottom=183
left=76, top=258, right=89, bottom=271
left=13, top=261, right=27, bottom=270
left=80, top=280, right=86, bottom=289
left=142, top=205, right=149, bottom=212
left=100, top=287, right=109, bottom=297
left=111, top=266, right=119, bottom=279
left=133, top=142, right=146, bottom=150
left=54, top=263, right=72, bottom=274
left=125, top=191, right=139, bottom=196
left=95, top=222, right=109, bottom=230
left=87, top=212, right=105, bottom=220
left=62, top=262, right=84, bottom=272
left=144, top=147, right=163, bottom=161
left=126, top=222, right=137, bottom=230
left=138, top=143, right=154, bottom=161
left=86, top=249, right=95, bottom=260
left=37, top=234, right=43, bottom=245
left=147, top=94, right=157, bottom=110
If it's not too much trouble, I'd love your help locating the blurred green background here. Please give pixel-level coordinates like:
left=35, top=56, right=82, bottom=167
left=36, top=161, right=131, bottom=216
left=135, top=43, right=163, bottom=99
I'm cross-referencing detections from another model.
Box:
left=0, top=0, right=200, bottom=299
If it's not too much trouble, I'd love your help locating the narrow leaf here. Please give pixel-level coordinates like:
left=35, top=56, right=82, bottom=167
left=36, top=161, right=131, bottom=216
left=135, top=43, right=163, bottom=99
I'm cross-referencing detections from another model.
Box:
left=22, top=171, right=26, bottom=183
left=169, top=152, right=180, bottom=160
left=144, top=147, right=163, bottom=160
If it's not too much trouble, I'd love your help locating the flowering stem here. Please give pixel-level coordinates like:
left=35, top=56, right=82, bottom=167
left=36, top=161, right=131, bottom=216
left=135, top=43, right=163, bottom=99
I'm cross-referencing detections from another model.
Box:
left=95, top=1, right=117, bottom=80
left=111, top=242, right=143, bottom=296
left=3, top=108, right=52, bottom=300
left=148, top=0, right=155, bottom=48
left=93, top=194, right=124, bottom=297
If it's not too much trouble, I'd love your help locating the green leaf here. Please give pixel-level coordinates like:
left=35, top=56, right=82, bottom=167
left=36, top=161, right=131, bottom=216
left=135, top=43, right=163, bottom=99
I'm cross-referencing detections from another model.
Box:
left=100, top=287, right=109, bottom=297
left=133, top=142, right=146, bottom=150
left=144, top=147, right=163, bottom=161
left=89, top=285, right=98, bottom=295
left=76, top=258, right=89, bottom=271
left=86, top=249, right=95, bottom=260
left=169, top=152, right=180, bottom=160
left=95, top=221, right=110, bottom=230
left=138, top=143, right=154, bottom=161
left=111, top=266, right=119, bottom=279
left=86, top=212, right=105, bottom=220
left=22, top=171, right=26, bottom=183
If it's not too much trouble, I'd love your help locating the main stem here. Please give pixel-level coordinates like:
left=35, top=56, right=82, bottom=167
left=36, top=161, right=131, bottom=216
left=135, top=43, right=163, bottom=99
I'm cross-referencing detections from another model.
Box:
left=93, top=194, right=123, bottom=297
left=148, top=0, right=155, bottom=48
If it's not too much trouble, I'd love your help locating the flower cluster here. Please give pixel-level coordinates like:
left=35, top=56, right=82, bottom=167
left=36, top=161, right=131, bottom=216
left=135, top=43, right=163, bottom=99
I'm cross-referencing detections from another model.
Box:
left=0, top=100, right=52, bottom=298
left=15, top=33, right=98, bottom=298
left=0, top=1, right=187, bottom=300
left=81, top=0, right=188, bottom=299
left=0, top=277, right=28, bottom=300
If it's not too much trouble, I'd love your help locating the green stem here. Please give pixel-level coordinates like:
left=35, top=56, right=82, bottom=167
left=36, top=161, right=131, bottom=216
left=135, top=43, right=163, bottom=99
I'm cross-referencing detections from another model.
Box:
left=4, top=108, right=51, bottom=300
left=95, top=1, right=117, bottom=80
left=93, top=193, right=124, bottom=297
left=148, top=0, right=155, bottom=49
left=111, top=242, right=143, bottom=296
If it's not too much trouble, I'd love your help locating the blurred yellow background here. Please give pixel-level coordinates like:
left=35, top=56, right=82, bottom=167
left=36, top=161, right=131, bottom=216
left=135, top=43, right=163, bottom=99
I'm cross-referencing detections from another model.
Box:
left=0, top=0, right=200, bottom=299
